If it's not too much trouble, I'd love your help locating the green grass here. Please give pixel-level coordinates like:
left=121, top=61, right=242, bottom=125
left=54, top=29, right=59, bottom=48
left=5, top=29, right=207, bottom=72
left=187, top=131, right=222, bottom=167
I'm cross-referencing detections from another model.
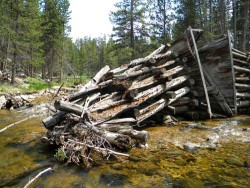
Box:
left=0, top=77, right=57, bottom=94
left=0, top=75, right=90, bottom=94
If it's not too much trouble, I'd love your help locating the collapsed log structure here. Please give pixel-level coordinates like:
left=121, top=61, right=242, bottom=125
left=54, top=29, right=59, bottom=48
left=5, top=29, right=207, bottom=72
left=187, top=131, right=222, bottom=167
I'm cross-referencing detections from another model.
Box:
left=41, top=27, right=250, bottom=165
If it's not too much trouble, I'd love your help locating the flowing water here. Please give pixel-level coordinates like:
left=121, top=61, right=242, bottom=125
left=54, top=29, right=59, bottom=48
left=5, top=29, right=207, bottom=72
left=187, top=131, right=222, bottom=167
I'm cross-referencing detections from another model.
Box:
left=0, top=101, right=249, bottom=188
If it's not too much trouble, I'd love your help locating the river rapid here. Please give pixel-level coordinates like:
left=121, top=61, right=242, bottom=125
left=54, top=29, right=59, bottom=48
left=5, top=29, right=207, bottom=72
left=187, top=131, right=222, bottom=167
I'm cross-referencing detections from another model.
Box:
left=0, top=99, right=249, bottom=188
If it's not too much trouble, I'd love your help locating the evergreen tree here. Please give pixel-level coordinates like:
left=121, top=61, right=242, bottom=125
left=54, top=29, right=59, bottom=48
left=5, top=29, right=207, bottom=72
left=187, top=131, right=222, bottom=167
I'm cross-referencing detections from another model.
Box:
left=147, top=0, right=175, bottom=45
left=41, top=0, right=71, bottom=81
left=110, top=0, right=148, bottom=60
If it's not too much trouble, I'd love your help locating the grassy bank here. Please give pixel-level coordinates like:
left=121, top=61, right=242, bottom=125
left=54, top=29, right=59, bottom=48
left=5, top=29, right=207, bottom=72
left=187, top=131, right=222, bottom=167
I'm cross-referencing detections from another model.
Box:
left=0, top=76, right=90, bottom=94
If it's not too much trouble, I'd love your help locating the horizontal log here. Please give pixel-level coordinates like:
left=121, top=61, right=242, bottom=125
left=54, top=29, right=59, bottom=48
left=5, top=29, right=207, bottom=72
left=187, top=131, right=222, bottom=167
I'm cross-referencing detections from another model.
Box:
left=160, top=65, right=184, bottom=79
left=153, top=59, right=179, bottom=70
left=233, top=58, right=250, bottom=66
left=234, top=65, right=250, bottom=74
left=235, top=83, right=250, bottom=89
left=167, top=86, right=191, bottom=105
left=237, top=100, right=250, bottom=108
left=129, top=65, right=185, bottom=91
left=110, top=64, right=128, bottom=74
left=167, top=105, right=189, bottom=114
left=107, top=118, right=136, bottom=124
left=135, top=75, right=188, bottom=100
left=116, top=67, right=151, bottom=80
left=235, top=77, right=250, bottom=82
left=232, top=51, right=248, bottom=60
left=135, top=98, right=167, bottom=123
left=54, top=100, right=84, bottom=116
left=42, top=111, right=67, bottom=130
left=171, top=97, right=198, bottom=107
left=118, top=129, right=150, bottom=143
left=236, top=92, right=250, bottom=98
left=97, top=124, right=133, bottom=132
left=232, top=48, right=248, bottom=56
left=129, top=45, right=166, bottom=67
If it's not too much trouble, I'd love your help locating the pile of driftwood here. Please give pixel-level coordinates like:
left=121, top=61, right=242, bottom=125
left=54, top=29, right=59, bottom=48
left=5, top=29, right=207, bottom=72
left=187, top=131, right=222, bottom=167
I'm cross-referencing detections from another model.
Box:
left=42, top=28, right=206, bottom=166
left=0, top=94, right=33, bottom=110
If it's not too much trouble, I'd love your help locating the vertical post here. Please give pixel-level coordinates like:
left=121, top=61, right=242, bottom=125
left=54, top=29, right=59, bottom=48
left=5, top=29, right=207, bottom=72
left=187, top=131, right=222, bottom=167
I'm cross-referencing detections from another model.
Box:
left=227, top=30, right=237, bottom=115
left=189, top=27, right=213, bottom=118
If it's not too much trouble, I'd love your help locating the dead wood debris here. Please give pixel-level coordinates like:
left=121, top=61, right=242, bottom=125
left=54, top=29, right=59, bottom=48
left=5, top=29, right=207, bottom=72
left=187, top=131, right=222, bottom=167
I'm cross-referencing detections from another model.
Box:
left=41, top=27, right=250, bottom=166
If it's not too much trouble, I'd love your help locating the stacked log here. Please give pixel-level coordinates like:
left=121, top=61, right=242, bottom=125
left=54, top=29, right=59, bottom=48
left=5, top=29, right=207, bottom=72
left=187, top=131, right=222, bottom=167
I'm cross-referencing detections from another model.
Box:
left=232, top=48, right=250, bottom=113
left=42, top=28, right=207, bottom=166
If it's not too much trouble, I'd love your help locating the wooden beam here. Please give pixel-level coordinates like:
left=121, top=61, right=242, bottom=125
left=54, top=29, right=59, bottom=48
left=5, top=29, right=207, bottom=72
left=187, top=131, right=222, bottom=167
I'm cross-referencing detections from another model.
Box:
left=234, top=65, right=250, bottom=74
left=235, top=83, right=250, bottom=89
left=227, top=30, right=237, bottom=115
left=189, top=27, right=212, bottom=118
left=236, top=92, right=250, bottom=98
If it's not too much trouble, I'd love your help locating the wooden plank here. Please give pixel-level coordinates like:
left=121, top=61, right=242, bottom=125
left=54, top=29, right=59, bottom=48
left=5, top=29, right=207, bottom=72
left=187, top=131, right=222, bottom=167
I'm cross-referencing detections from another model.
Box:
left=233, top=58, right=250, bottom=66
left=234, top=65, right=250, bottom=74
left=235, top=83, right=250, bottom=89
left=167, top=87, right=190, bottom=105
left=236, top=92, right=250, bottom=98
left=189, top=27, right=212, bottom=118
left=227, top=30, right=237, bottom=115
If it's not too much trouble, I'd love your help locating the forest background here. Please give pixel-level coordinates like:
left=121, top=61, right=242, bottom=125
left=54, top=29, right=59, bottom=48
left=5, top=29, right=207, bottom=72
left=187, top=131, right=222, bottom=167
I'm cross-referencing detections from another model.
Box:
left=0, top=0, right=249, bottom=84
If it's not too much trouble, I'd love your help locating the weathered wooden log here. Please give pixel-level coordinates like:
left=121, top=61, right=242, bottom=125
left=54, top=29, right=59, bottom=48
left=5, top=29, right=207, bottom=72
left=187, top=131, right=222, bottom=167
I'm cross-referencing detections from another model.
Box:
left=115, top=67, right=151, bottom=80
left=68, top=80, right=111, bottom=101
left=160, top=65, right=184, bottom=79
left=167, top=87, right=191, bottom=105
left=232, top=48, right=248, bottom=56
left=92, top=65, right=111, bottom=83
left=54, top=100, right=83, bottom=116
left=235, top=77, right=250, bottom=82
left=129, top=65, right=185, bottom=91
left=42, top=111, right=67, bottom=129
left=135, top=75, right=188, bottom=100
left=232, top=51, right=248, bottom=60
left=234, top=65, right=250, bottom=74
left=233, top=58, right=250, bottom=66
left=110, top=64, right=128, bottom=74
left=152, top=59, right=179, bottom=70
left=235, top=83, right=250, bottom=89
left=171, top=97, right=191, bottom=106
left=129, top=45, right=166, bottom=67
left=118, top=129, right=149, bottom=143
left=167, top=105, right=189, bottom=114
left=97, top=124, right=133, bottom=132
left=237, top=100, right=250, bottom=108
left=103, top=131, right=132, bottom=150
left=105, top=118, right=137, bottom=124
left=236, top=92, right=250, bottom=98
left=135, top=98, right=167, bottom=123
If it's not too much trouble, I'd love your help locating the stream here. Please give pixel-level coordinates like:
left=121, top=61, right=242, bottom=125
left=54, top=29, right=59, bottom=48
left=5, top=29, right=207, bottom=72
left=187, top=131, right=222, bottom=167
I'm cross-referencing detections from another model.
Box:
left=0, top=99, right=249, bottom=188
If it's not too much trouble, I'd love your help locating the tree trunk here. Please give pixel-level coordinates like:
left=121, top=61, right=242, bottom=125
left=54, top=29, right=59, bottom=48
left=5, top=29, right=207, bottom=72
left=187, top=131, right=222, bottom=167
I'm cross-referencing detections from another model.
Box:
left=233, top=0, right=237, bottom=48
left=242, top=0, right=249, bottom=51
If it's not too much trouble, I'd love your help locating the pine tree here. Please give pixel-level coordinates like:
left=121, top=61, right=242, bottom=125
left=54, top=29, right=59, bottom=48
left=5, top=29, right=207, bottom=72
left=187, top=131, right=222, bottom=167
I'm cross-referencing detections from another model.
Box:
left=147, top=0, right=175, bottom=45
left=110, top=0, right=148, bottom=60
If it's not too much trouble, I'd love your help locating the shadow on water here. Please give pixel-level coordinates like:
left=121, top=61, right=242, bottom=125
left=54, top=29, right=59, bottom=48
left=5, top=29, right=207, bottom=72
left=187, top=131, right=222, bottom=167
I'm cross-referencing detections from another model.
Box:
left=0, top=103, right=250, bottom=187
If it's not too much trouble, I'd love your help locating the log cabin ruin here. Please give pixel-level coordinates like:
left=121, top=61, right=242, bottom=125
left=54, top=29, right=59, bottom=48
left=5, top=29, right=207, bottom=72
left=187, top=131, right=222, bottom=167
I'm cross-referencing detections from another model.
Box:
left=41, top=27, right=250, bottom=166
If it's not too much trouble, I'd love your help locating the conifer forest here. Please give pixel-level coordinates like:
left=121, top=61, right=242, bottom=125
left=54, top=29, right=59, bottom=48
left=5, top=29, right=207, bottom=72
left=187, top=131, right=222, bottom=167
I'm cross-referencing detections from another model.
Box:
left=0, top=0, right=249, bottom=83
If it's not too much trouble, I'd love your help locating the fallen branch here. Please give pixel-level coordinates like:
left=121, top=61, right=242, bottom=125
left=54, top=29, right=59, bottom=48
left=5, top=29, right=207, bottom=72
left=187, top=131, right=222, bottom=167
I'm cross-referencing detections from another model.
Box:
left=0, top=117, right=29, bottom=133
left=24, top=167, right=53, bottom=188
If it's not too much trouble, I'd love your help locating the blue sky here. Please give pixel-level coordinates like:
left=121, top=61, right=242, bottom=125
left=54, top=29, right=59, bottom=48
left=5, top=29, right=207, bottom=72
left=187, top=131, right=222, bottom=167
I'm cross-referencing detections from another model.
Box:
left=69, top=0, right=118, bottom=41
